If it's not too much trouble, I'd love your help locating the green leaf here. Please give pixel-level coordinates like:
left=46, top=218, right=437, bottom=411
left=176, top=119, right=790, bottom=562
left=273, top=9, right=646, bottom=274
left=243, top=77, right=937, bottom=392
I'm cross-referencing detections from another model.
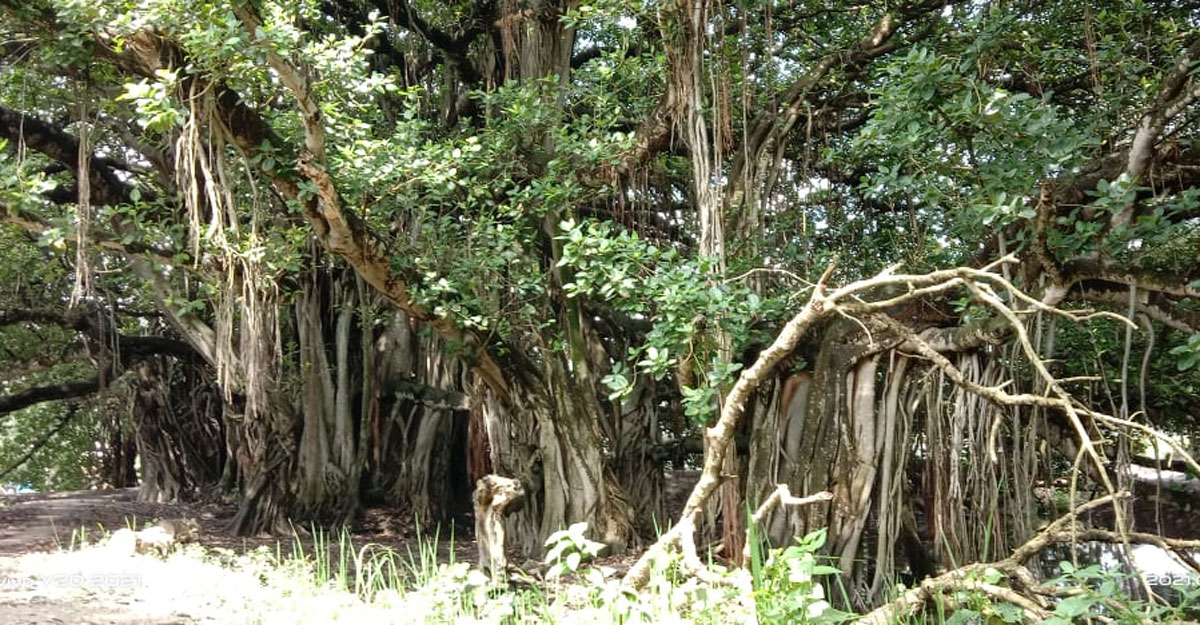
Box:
left=946, top=609, right=981, bottom=625
left=795, top=528, right=828, bottom=552
left=988, top=602, right=1025, bottom=623
left=1054, top=595, right=1095, bottom=618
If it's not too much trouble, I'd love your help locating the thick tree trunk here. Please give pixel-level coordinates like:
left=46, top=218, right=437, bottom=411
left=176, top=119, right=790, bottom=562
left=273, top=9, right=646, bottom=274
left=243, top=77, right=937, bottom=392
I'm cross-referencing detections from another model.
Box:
left=749, top=329, right=1062, bottom=607
left=869, top=354, right=913, bottom=599
left=476, top=388, right=542, bottom=556
left=831, top=356, right=881, bottom=586
left=228, top=389, right=299, bottom=535
left=741, top=323, right=884, bottom=604
left=471, top=356, right=635, bottom=558
left=132, top=359, right=223, bottom=503
left=296, top=285, right=335, bottom=515
left=612, top=378, right=665, bottom=541
left=136, top=365, right=183, bottom=503
left=333, top=283, right=356, bottom=490
left=743, top=373, right=786, bottom=545
left=347, top=276, right=375, bottom=519
left=406, top=343, right=468, bottom=524
left=102, top=424, right=138, bottom=489
left=131, top=252, right=301, bottom=534
left=289, top=271, right=378, bottom=523
left=291, top=273, right=371, bottom=521
left=540, top=356, right=634, bottom=552
left=779, top=328, right=863, bottom=539
left=368, top=311, right=474, bottom=528
left=742, top=371, right=811, bottom=544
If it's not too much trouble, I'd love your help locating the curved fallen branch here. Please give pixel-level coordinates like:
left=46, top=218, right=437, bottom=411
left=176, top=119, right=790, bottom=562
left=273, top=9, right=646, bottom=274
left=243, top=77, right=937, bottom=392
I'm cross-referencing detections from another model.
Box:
left=624, top=254, right=1172, bottom=600
left=625, top=257, right=1033, bottom=587
left=621, top=262, right=838, bottom=588
left=741, top=486, right=834, bottom=564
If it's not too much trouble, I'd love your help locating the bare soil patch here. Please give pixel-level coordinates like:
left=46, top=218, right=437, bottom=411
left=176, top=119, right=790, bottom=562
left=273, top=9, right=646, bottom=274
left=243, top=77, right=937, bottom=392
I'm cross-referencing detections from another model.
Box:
left=0, top=489, right=461, bottom=624
left=0, top=488, right=647, bottom=624
left=0, top=489, right=221, bottom=555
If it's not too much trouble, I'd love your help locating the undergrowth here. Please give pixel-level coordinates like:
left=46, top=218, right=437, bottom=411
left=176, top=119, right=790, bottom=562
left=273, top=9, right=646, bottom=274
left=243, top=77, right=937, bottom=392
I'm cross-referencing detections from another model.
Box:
left=67, top=517, right=1200, bottom=624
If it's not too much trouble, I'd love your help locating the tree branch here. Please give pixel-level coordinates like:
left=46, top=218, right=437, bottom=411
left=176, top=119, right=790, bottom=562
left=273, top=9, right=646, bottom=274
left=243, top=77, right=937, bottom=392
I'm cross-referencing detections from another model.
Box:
left=0, top=377, right=103, bottom=415
left=369, top=0, right=490, bottom=85
left=226, top=7, right=515, bottom=402
left=1113, top=36, right=1200, bottom=229
left=0, top=202, right=192, bottom=269
left=0, top=104, right=144, bottom=206
left=1059, top=257, right=1200, bottom=300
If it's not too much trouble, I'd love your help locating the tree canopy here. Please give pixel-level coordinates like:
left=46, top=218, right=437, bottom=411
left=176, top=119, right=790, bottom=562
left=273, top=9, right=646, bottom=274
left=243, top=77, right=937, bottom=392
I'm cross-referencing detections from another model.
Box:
left=1, top=0, right=1199, bottom=610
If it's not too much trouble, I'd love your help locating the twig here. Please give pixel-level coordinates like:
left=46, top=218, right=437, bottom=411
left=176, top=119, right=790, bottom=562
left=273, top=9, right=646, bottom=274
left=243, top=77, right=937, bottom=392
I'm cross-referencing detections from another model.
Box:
left=741, top=486, right=833, bottom=563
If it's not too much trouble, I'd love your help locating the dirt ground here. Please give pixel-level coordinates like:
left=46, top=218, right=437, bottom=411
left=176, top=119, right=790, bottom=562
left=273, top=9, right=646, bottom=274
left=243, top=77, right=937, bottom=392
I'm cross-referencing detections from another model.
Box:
left=8, top=477, right=1191, bottom=624
left=0, top=471, right=705, bottom=624
left=0, top=487, right=669, bottom=624
left=0, top=489, right=220, bottom=623
left=0, top=489, right=479, bottom=624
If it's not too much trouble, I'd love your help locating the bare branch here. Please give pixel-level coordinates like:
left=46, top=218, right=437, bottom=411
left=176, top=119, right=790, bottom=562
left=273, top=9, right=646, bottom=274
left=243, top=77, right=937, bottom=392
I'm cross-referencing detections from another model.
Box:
left=741, top=486, right=833, bottom=564
left=1114, top=37, right=1200, bottom=229
left=0, top=377, right=104, bottom=416
left=623, top=263, right=838, bottom=588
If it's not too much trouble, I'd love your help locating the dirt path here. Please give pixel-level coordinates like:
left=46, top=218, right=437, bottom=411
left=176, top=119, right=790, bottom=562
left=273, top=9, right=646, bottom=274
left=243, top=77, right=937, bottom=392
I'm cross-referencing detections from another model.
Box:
left=0, top=489, right=232, bottom=624
left=0, top=489, right=482, bottom=624
left=1, top=547, right=238, bottom=624
left=0, top=489, right=216, bottom=555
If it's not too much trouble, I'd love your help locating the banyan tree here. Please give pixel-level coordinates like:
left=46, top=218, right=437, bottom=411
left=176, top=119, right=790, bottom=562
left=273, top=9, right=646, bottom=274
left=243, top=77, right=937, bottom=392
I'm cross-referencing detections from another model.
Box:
left=1, top=0, right=1198, bottom=610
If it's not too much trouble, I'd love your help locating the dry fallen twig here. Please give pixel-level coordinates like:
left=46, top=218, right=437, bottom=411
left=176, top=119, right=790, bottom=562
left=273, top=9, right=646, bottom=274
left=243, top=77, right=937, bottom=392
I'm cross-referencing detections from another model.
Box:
left=624, top=250, right=1174, bottom=612
left=741, top=486, right=833, bottom=564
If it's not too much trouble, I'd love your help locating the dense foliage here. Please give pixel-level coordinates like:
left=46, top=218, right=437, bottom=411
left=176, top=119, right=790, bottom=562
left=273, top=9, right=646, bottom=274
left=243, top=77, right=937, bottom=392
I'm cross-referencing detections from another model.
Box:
left=1, top=0, right=1199, bottom=617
